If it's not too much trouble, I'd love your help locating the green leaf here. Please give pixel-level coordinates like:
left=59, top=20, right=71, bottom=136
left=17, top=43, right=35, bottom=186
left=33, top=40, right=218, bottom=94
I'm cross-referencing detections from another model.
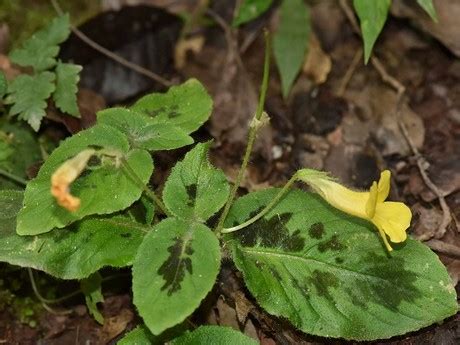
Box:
left=171, top=326, right=258, bottom=345
left=118, top=326, right=157, bottom=345
left=0, top=71, right=7, bottom=98
left=16, top=124, right=153, bottom=235
left=273, top=0, right=310, bottom=98
left=0, top=121, right=41, bottom=189
left=7, top=72, right=56, bottom=131
left=225, top=189, right=458, bottom=340
left=53, top=62, right=82, bottom=117
left=9, top=15, right=70, bottom=71
left=0, top=190, right=147, bottom=279
left=417, top=0, right=438, bottom=22
left=98, top=107, right=193, bottom=151
left=131, top=79, right=212, bottom=134
left=353, top=0, right=391, bottom=64
left=81, top=272, right=104, bottom=324
left=162, top=142, right=230, bottom=222
left=233, top=0, right=273, bottom=26
left=132, top=218, right=220, bottom=335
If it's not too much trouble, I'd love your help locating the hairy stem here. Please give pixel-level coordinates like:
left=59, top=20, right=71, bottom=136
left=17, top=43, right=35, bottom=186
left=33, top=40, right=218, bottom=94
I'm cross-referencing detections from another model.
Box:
left=215, top=31, right=271, bottom=235
left=221, top=173, right=298, bottom=233
left=120, top=157, right=171, bottom=217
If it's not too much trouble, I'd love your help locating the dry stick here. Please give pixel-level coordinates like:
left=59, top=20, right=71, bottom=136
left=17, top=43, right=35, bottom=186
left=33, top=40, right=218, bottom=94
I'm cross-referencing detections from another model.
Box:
left=206, top=8, right=245, bottom=71
left=339, top=0, right=452, bottom=240
left=50, top=0, right=174, bottom=87
left=399, top=120, right=452, bottom=239
left=336, top=47, right=363, bottom=97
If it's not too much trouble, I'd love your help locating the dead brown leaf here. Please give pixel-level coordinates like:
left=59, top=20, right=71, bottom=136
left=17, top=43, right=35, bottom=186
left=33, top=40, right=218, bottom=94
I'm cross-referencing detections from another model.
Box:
left=100, top=308, right=133, bottom=344
left=302, top=33, right=332, bottom=85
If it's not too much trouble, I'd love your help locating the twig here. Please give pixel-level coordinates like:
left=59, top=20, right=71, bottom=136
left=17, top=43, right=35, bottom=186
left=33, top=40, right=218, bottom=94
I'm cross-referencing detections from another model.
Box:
left=371, top=56, right=405, bottom=95
left=425, top=239, right=460, bottom=259
left=399, top=121, right=452, bottom=238
left=339, top=0, right=452, bottom=240
left=336, top=47, right=362, bottom=97
left=50, top=0, right=174, bottom=87
left=206, top=9, right=245, bottom=70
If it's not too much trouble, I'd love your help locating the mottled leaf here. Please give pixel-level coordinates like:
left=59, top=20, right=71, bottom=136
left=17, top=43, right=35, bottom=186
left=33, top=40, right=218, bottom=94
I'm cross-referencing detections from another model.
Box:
left=6, top=72, right=55, bottom=131
left=81, top=272, right=104, bottom=324
left=417, top=0, right=438, bottom=22
left=171, top=326, right=257, bottom=345
left=353, top=0, right=391, bottom=64
left=98, top=107, right=193, bottom=151
left=273, top=0, right=310, bottom=98
left=131, top=79, right=212, bottom=134
left=225, top=189, right=458, bottom=340
left=53, top=62, right=82, bottom=117
left=16, top=124, right=153, bottom=235
left=133, top=218, right=220, bottom=335
left=9, top=15, right=70, bottom=71
left=0, top=190, right=146, bottom=279
left=162, top=142, right=230, bottom=222
left=233, top=0, right=273, bottom=26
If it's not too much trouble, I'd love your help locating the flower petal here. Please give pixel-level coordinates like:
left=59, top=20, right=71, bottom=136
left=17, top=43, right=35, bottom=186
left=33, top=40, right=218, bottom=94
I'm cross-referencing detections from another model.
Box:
left=377, top=170, right=391, bottom=203
left=372, top=201, right=412, bottom=243
left=51, top=149, right=95, bottom=212
left=366, top=182, right=378, bottom=218
left=313, top=180, right=369, bottom=219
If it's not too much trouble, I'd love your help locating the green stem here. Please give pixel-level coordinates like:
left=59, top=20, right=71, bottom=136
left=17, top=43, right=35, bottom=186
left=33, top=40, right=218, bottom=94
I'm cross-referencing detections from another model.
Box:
left=215, top=31, right=271, bottom=235
left=221, top=173, right=298, bottom=233
left=0, top=168, right=27, bottom=186
left=120, top=158, right=171, bottom=217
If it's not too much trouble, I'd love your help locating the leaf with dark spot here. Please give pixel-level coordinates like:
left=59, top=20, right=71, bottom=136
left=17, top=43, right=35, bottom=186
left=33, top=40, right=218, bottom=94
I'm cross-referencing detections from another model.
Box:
left=132, top=218, right=220, bottom=335
left=0, top=192, right=147, bottom=280
left=226, top=188, right=458, bottom=341
left=157, top=237, right=194, bottom=296
left=131, top=79, right=213, bottom=134
left=309, top=222, right=325, bottom=239
left=163, top=142, right=230, bottom=222
left=232, top=210, right=305, bottom=252
left=318, top=235, right=345, bottom=252
left=307, top=270, right=339, bottom=299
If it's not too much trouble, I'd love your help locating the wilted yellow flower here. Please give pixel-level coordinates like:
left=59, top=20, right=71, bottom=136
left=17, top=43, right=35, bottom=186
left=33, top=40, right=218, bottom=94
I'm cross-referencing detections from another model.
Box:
left=51, top=149, right=95, bottom=212
left=298, top=169, right=412, bottom=251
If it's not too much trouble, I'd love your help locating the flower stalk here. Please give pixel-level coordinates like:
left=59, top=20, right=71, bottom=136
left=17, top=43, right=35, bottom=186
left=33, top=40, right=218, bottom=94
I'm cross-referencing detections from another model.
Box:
left=215, top=31, right=271, bottom=235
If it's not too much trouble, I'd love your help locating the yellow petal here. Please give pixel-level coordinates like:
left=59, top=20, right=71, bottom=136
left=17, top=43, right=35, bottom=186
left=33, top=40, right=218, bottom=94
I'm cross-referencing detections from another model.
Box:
left=365, top=182, right=378, bottom=218
left=376, top=225, right=393, bottom=251
left=314, top=179, right=369, bottom=219
left=377, top=170, right=391, bottom=203
left=372, top=201, right=412, bottom=243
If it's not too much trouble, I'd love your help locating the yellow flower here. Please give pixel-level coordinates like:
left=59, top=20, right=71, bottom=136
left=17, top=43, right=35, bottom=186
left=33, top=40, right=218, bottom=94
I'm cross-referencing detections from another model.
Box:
left=297, top=169, right=412, bottom=251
